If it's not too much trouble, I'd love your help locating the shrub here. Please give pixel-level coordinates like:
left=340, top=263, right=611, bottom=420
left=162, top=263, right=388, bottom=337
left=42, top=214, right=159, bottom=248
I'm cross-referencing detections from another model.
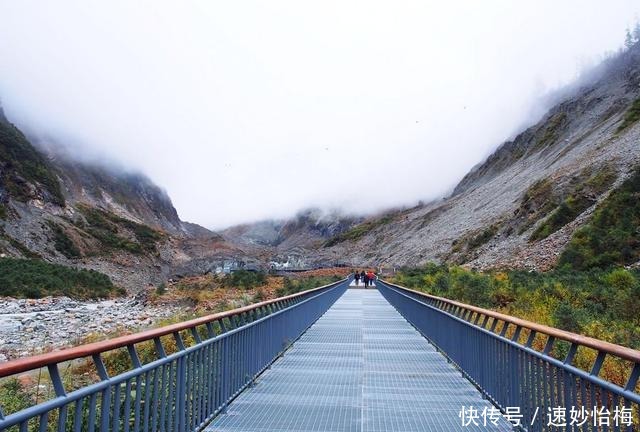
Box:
left=0, top=120, right=65, bottom=205
left=155, top=282, right=167, bottom=295
left=467, top=224, right=499, bottom=250
left=616, top=98, right=640, bottom=133
left=552, top=301, right=582, bottom=333
left=223, top=270, right=266, bottom=290
left=0, top=257, right=121, bottom=299
left=76, top=205, right=163, bottom=255
left=47, top=221, right=81, bottom=258
left=324, top=214, right=395, bottom=247
left=276, top=275, right=341, bottom=297
left=558, top=166, right=640, bottom=270
left=0, top=379, right=33, bottom=418
left=529, top=195, right=594, bottom=241
left=390, top=264, right=640, bottom=352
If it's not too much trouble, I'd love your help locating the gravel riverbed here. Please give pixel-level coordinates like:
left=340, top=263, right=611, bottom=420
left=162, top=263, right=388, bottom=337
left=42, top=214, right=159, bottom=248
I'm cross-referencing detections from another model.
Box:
left=0, top=296, right=183, bottom=362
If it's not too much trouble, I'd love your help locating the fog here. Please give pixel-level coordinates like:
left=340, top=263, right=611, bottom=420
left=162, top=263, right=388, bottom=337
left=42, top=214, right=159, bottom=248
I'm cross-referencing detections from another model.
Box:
left=1, top=1, right=638, bottom=229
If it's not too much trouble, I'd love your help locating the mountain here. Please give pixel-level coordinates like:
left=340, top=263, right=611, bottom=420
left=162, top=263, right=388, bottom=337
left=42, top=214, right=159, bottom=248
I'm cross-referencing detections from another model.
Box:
left=224, top=42, right=640, bottom=271
left=0, top=111, right=248, bottom=291
left=4, top=40, right=640, bottom=290
left=222, top=208, right=364, bottom=268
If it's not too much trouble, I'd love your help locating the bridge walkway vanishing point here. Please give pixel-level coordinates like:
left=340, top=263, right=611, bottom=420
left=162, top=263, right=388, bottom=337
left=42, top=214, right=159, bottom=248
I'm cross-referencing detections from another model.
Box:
left=205, top=289, right=511, bottom=432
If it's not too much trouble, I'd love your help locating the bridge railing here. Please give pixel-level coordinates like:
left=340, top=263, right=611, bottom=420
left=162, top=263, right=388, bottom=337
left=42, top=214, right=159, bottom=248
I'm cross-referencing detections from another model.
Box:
left=378, top=279, right=640, bottom=432
left=0, top=277, right=349, bottom=432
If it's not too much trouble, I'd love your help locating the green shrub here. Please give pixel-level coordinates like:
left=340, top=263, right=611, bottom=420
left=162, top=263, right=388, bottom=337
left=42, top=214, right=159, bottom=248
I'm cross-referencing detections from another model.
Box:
left=276, top=275, right=341, bottom=297
left=533, top=112, right=567, bottom=151
left=552, top=301, right=582, bottom=333
left=223, top=270, right=267, bottom=290
left=0, top=379, right=33, bottom=418
left=76, top=205, right=163, bottom=255
left=47, top=221, right=81, bottom=259
left=0, top=257, right=122, bottom=299
left=391, top=264, right=640, bottom=348
left=616, top=98, right=640, bottom=133
left=324, top=215, right=394, bottom=247
left=0, top=120, right=64, bottom=205
left=467, top=224, right=499, bottom=250
left=558, top=166, right=640, bottom=270
left=253, top=288, right=267, bottom=302
left=529, top=195, right=594, bottom=241
left=156, top=282, right=167, bottom=295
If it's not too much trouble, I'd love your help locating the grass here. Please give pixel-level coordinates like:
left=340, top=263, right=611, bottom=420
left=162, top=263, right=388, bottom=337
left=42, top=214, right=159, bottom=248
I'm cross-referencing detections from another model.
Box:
left=616, top=98, right=640, bottom=133
left=0, top=257, right=123, bottom=299
left=559, top=166, right=640, bottom=270
left=0, top=120, right=65, bottom=206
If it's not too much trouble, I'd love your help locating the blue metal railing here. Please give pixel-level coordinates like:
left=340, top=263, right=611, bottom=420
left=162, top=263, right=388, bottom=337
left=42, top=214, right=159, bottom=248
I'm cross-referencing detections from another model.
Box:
left=0, top=278, right=349, bottom=432
left=378, top=279, right=640, bottom=432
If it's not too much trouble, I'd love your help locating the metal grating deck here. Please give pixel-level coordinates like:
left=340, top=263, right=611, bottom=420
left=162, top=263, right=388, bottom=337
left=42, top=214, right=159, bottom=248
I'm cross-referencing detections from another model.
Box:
left=205, top=289, right=511, bottom=431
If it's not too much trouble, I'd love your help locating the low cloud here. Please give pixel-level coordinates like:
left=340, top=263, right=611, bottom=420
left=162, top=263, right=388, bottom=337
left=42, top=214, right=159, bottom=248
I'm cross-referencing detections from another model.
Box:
left=1, top=1, right=638, bottom=228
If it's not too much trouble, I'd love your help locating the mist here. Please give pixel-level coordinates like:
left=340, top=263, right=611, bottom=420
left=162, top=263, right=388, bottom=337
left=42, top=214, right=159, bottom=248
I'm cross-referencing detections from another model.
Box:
left=1, top=1, right=639, bottom=229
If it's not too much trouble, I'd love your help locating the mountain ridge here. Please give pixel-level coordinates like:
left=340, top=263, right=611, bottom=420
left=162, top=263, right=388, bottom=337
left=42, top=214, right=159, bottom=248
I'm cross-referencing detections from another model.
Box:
left=0, top=111, right=247, bottom=291
left=222, top=42, right=640, bottom=271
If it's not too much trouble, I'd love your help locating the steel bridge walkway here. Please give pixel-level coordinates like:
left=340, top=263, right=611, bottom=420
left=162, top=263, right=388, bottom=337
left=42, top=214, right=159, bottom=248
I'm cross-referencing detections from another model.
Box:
left=205, top=289, right=511, bottom=432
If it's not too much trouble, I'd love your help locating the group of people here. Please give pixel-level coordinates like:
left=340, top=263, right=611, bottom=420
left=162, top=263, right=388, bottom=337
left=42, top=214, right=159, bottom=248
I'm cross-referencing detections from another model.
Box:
left=354, top=270, right=376, bottom=287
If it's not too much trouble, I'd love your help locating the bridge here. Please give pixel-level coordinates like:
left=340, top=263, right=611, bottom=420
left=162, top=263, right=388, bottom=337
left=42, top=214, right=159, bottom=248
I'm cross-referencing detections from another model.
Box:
left=0, top=277, right=639, bottom=431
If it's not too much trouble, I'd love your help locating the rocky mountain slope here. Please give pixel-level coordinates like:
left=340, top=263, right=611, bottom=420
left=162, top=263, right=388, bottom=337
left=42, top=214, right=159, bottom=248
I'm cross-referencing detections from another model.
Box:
left=225, top=42, right=640, bottom=271
left=221, top=208, right=363, bottom=269
left=0, top=108, right=250, bottom=291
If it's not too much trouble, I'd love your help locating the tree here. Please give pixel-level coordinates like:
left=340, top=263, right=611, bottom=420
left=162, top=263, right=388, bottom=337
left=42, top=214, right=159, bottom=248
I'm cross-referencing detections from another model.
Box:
left=625, top=27, right=634, bottom=49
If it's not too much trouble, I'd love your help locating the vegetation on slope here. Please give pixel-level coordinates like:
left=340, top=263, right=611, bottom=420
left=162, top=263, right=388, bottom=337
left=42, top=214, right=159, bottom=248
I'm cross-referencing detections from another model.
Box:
left=0, top=227, right=41, bottom=259
left=390, top=264, right=640, bottom=386
left=532, top=112, right=567, bottom=152
left=0, top=257, right=122, bottom=299
left=221, top=269, right=267, bottom=290
left=616, top=97, right=640, bottom=133
left=450, top=224, right=500, bottom=261
left=324, top=214, right=394, bottom=247
left=75, top=204, right=164, bottom=255
left=276, top=274, right=342, bottom=297
left=46, top=221, right=81, bottom=259
left=0, top=120, right=64, bottom=206
left=527, top=166, right=617, bottom=242
left=559, top=166, right=640, bottom=270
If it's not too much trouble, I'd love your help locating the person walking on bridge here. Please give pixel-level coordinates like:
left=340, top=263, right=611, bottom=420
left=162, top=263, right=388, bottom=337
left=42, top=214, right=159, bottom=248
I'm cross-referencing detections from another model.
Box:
left=366, top=270, right=376, bottom=287
left=362, top=271, right=369, bottom=288
left=354, top=271, right=361, bottom=286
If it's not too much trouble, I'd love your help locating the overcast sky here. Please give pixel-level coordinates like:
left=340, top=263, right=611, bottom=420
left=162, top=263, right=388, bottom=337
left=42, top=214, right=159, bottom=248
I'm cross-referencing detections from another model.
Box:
left=1, top=1, right=639, bottom=228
